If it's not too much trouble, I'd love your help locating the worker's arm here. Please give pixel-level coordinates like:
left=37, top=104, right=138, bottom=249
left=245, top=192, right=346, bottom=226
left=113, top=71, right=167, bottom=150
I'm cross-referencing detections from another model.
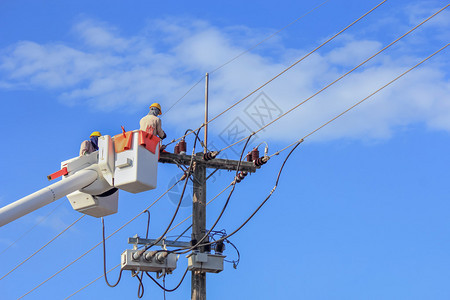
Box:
left=156, top=119, right=167, bottom=139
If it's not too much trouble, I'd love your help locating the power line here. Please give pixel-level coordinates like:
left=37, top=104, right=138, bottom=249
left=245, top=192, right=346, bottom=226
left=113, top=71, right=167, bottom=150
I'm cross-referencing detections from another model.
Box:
left=145, top=268, right=189, bottom=292
left=270, top=43, right=450, bottom=158
left=0, top=214, right=85, bottom=281
left=141, top=129, right=201, bottom=254
left=66, top=180, right=235, bottom=298
left=165, top=0, right=387, bottom=147
left=17, top=179, right=182, bottom=299
left=199, top=43, right=450, bottom=250
left=101, top=217, right=123, bottom=288
left=188, top=43, right=450, bottom=252
left=185, top=140, right=304, bottom=250
left=64, top=264, right=121, bottom=299
left=174, top=135, right=253, bottom=255
left=166, top=183, right=234, bottom=236
left=0, top=201, right=65, bottom=255
left=162, top=0, right=331, bottom=117
left=218, top=3, right=449, bottom=154
left=208, top=0, right=332, bottom=74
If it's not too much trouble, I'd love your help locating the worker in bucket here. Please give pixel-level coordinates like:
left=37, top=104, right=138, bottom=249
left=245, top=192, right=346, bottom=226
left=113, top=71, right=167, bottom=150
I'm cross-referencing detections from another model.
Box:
left=139, top=103, right=167, bottom=140
left=79, top=131, right=101, bottom=156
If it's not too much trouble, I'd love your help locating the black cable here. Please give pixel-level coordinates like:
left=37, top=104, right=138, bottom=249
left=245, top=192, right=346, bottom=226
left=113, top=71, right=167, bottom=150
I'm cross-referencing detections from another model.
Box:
left=171, top=134, right=254, bottom=255
left=224, top=239, right=240, bottom=268
left=136, top=272, right=145, bottom=298
left=144, top=210, right=151, bottom=239
left=145, top=268, right=189, bottom=292
left=101, top=217, right=123, bottom=288
left=142, top=128, right=201, bottom=254
left=184, top=140, right=303, bottom=250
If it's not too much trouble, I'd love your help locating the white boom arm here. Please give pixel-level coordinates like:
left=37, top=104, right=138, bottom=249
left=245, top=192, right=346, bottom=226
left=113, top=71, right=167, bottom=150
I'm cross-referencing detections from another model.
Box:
left=0, top=169, right=98, bottom=227
left=0, top=131, right=159, bottom=227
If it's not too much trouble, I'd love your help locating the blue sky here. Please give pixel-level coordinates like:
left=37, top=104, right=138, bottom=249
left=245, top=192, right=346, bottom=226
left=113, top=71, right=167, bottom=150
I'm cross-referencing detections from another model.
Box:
left=0, top=0, right=449, bottom=299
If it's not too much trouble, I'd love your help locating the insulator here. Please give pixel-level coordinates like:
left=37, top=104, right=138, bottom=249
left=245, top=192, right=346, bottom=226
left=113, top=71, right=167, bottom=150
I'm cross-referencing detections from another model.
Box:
left=203, top=243, right=211, bottom=253
left=174, top=143, right=180, bottom=154
left=132, top=250, right=144, bottom=261
left=255, top=156, right=269, bottom=166
left=179, top=139, right=187, bottom=154
left=215, top=241, right=225, bottom=255
left=144, top=250, right=157, bottom=262
left=156, top=251, right=169, bottom=264
left=238, top=171, right=248, bottom=180
left=251, top=148, right=259, bottom=161
left=203, top=151, right=219, bottom=161
left=234, top=177, right=241, bottom=183
left=246, top=152, right=252, bottom=162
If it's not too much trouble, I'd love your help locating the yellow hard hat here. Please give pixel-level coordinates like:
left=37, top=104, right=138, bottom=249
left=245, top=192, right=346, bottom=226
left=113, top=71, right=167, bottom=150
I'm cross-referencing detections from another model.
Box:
left=149, top=103, right=162, bottom=115
left=90, top=131, right=101, bottom=137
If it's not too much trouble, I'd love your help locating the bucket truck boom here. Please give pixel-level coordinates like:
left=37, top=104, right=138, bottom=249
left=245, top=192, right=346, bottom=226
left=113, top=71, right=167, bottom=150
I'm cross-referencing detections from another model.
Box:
left=0, top=130, right=160, bottom=227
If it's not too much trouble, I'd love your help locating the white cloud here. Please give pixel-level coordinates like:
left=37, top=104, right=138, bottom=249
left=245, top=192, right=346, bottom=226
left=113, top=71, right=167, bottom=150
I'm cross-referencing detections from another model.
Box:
left=0, top=11, right=449, bottom=145
left=74, top=19, right=131, bottom=51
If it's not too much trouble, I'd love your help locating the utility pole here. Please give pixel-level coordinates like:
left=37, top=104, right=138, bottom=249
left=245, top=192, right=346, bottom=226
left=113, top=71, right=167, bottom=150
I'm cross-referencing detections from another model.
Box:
left=192, top=157, right=206, bottom=300
left=159, top=152, right=258, bottom=300
left=158, top=73, right=258, bottom=300
left=191, top=72, right=209, bottom=300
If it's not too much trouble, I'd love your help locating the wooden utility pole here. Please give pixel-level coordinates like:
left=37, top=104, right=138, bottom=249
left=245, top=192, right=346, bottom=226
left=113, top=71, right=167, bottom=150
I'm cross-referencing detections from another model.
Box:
left=192, top=158, right=206, bottom=299
left=159, top=152, right=258, bottom=300
left=158, top=72, right=258, bottom=300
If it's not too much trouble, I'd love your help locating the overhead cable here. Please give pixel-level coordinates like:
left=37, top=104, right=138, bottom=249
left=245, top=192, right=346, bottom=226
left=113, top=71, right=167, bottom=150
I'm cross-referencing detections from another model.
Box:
left=173, top=135, right=254, bottom=254
left=64, top=264, right=121, bottom=299
left=0, top=214, right=85, bottom=282
left=189, top=140, right=304, bottom=250
left=218, top=3, right=449, bottom=154
left=165, top=0, right=387, bottom=146
left=141, top=128, right=201, bottom=254
left=270, top=43, right=450, bottom=157
left=162, top=0, right=331, bottom=117
left=17, top=179, right=182, bottom=299
left=0, top=201, right=65, bottom=255
left=191, top=43, right=450, bottom=251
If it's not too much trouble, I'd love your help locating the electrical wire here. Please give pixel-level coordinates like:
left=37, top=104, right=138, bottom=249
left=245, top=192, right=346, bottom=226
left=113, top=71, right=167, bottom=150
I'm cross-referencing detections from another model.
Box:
left=145, top=268, right=189, bottom=292
left=101, top=217, right=123, bottom=288
left=163, top=76, right=205, bottom=117
left=0, top=200, right=65, bottom=255
left=190, top=39, right=448, bottom=250
left=224, top=239, right=241, bottom=268
left=0, top=214, right=85, bottom=282
left=165, top=182, right=234, bottom=239
left=208, top=0, right=332, bottom=75
left=182, top=140, right=303, bottom=251
left=171, top=135, right=253, bottom=255
left=17, top=179, right=182, bottom=299
left=20, top=4, right=449, bottom=298
left=64, top=263, right=121, bottom=299
left=144, top=210, right=151, bottom=239
left=140, top=128, right=201, bottom=254
left=269, top=43, right=450, bottom=158
left=165, top=0, right=387, bottom=147
left=136, top=272, right=145, bottom=298
left=162, top=0, right=331, bottom=117
left=217, top=3, right=449, bottom=154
